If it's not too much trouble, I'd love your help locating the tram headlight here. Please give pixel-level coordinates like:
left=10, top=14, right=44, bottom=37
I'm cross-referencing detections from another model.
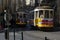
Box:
left=38, top=22, right=42, bottom=24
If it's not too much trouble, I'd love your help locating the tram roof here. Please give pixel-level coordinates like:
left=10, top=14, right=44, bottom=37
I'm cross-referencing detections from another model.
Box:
left=34, top=6, right=54, bottom=11
left=34, top=9, right=54, bottom=11
left=30, top=9, right=54, bottom=13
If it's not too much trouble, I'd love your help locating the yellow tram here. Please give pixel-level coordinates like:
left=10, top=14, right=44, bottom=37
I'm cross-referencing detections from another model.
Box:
left=16, top=12, right=27, bottom=27
left=30, top=6, right=54, bottom=28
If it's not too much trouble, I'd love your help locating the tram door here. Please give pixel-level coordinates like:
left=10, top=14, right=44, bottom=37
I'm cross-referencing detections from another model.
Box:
left=34, top=10, right=44, bottom=26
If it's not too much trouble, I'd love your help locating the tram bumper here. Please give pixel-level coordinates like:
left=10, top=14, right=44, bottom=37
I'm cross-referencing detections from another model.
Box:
left=36, top=24, right=54, bottom=30
left=16, top=23, right=26, bottom=27
left=36, top=24, right=53, bottom=28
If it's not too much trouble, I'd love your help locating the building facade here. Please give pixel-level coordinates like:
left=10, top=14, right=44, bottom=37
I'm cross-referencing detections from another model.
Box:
left=0, top=0, right=60, bottom=25
left=0, top=0, right=11, bottom=13
left=57, top=0, right=60, bottom=24
left=25, top=0, right=35, bottom=6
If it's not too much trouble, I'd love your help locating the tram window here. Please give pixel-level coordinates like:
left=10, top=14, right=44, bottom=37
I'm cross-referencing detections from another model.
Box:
left=36, top=11, right=38, bottom=18
left=23, top=14, right=26, bottom=18
left=20, top=15, right=22, bottom=18
left=20, top=14, right=22, bottom=18
left=0, top=16, right=3, bottom=22
left=50, top=11, right=53, bottom=18
left=31, top=13, right=34, bottom=19
left=45, top=10, right=49, bottom=18
left=16, top=13, right=19, bottom=18
left=29, top=12, right=34, bottom=19
left=39, top=10, right=44, bottom=18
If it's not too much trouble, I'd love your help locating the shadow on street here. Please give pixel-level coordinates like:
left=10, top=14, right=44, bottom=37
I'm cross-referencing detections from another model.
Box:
left=0, top=25, right=60, bottom=33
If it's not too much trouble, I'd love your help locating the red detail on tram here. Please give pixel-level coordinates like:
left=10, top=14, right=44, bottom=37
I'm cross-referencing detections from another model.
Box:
left=42, top=20, right=53, bottom=25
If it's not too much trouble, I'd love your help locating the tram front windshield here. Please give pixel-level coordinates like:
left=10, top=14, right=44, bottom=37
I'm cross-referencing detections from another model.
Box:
left=39, top=10, right=44, bottom=18
left=17, top=13, right=26, bottom=19
left=39, top=10, right=53, bottom=18
left=45, top=10, right=49, bottom=18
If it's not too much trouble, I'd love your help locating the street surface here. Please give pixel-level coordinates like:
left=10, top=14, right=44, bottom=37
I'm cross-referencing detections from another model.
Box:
left=0, top=26, right=60, bottom=40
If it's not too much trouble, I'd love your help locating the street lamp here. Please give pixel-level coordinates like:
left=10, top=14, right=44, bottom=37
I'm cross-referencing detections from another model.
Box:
left=4, top=9, right=9, bottom=40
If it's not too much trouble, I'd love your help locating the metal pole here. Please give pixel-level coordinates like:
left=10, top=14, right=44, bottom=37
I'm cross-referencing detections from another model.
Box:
left=5, top=19, right=9, bottom=40
left=21, top=32, right=23, bottom=40
left=45, top=37, right=48, bottom=40
left=14, top=26, right=15, bottom=40
left=7, top=25, right=9, bottom=40
left=13, top=0, right=16, bottom=40
left=14, top=0, right=16, bottom=40
left=5, top=22, right=9, bottom=40
left=5, top=28, right=9, bottom=40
